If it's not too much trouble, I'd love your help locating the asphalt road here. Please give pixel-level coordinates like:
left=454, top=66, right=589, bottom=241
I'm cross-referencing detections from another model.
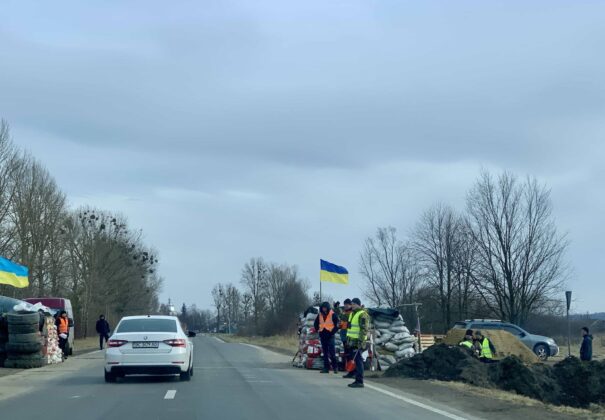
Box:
left=0, top=335, right=476, bottom=420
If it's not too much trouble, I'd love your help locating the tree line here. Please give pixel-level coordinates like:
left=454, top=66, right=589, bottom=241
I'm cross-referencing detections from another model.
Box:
left=210, top=258, right=310, bottom=336
left=360, top=171, right=568, bottom=333
left=0, top=120, right=162, bottom=336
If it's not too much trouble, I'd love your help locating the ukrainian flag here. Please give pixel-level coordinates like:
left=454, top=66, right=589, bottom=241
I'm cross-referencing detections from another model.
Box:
left=320, top=259, right=349, bottom=285
left=0, top=257, right=29, bottom=288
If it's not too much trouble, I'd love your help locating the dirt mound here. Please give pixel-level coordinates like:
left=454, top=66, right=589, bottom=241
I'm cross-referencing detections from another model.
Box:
left=443, top=328, right=539, bottom=363
left=552, top=357, right=604, bottom=407
left=386, top=343, right=605, bottom=408
left=385, top=344, right=491, bottom=387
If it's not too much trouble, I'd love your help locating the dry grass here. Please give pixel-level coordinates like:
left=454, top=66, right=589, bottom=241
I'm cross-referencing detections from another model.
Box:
left=74, top=336, right=101, bottom=353
left=436, top=380, right=605, bottom=418
left=215, top=334, right=298, bottom=355
left=550, top=334, right=604, bottom=361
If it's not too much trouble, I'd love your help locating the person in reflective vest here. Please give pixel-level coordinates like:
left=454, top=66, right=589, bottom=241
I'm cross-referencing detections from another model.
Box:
left=474, top=330, right=496, bottom=362
left=55, top=310, right=71, bottom=360
left=459, top=329, right=475, bottom=351
left=313, top=302, right=340, bottom=374
left=344, top=298, right=369, bottom=388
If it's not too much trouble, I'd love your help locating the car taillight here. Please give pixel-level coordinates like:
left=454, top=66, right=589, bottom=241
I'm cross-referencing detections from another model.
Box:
left=163, top=339, right=186, bottom=347
left=108, top=339, right=128, bottom=348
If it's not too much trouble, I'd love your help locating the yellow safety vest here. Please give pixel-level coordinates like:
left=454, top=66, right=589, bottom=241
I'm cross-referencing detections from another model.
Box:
left=346, top=311, right=363, bottom=340
left=459, top=340, right=473, bottom=349
left=480, top=338, right=493, bottom=359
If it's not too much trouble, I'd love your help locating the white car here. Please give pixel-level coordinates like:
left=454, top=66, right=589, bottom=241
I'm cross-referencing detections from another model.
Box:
left=104, top=315, right=194, bottom=382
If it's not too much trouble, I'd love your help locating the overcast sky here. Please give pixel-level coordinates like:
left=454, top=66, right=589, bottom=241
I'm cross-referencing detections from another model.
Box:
left=1, top=1, right=604, bottom=313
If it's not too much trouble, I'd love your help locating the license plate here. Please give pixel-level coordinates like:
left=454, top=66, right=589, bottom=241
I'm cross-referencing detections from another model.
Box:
left=132, top=341, right=159, bottom=349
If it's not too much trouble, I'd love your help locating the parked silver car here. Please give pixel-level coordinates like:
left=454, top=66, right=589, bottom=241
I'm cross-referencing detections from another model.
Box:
left=453, top=319, right=559, bottom=361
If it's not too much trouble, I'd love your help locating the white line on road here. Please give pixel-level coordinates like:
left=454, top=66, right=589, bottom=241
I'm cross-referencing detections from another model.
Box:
left=164, top=390, right=177, bottom=400
left=213, top=336, right=226, bottom=343
left=364, top=383, right=469, bottom=420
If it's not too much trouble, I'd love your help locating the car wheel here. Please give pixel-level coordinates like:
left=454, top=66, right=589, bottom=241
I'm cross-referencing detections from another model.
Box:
left=180, top=362, right=192, bottom=381
left=534, top=344, right=549, bottom=361
left=104, top=370, right=116, bottom=383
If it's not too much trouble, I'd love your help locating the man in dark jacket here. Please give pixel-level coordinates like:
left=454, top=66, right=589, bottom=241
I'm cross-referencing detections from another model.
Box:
left=96, top=315, right=111, bottom=350
left=580, top=327, right=593, bottom=361
left=314, top=302, right=340, bottom=374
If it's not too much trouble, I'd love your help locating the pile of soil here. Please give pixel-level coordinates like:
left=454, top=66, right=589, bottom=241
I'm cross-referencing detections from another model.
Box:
left=443, top=329, right=538, bottom=363
left=386, top=343, right=605, bottom=408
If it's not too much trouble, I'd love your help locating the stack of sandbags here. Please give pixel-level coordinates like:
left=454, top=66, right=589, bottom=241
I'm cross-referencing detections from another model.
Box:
left=5, top=312, right=44, bottom=369
left=43, top=316, right=62, bottom=364
left=372, top=311, right=416, bottom=370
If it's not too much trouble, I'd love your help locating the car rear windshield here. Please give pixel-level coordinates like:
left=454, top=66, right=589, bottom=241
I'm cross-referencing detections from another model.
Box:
left=116, top=319, right=177, bottom=333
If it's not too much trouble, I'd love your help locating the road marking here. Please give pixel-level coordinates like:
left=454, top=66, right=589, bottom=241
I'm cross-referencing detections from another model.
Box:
left=164, top=390, right=177, bottom=400
left=213, top=336, right=226, bottom=343
left=364, top=383, right=469, bottom=420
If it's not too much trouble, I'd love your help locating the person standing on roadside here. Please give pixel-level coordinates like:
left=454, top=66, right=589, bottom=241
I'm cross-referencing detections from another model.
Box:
left=56, top=310, right=70, bottom=360
left=459, top=329, right=475, bottom=351
left=345, top=298, right=369, bottom=388
left=339, top=299, right=353, bottom=345
left=580, top=327, right=593, bottom=361
left=314, top=302, right=340, bottom=374
left=96, top=314, right=111, bottom=350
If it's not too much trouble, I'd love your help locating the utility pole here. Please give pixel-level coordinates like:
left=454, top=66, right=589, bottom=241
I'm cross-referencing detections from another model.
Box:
left=565, top=291, right=572, bottom=357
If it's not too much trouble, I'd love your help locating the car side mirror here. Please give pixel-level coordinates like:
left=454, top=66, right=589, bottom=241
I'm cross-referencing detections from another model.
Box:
left=187, top=331, right=196, bottom=338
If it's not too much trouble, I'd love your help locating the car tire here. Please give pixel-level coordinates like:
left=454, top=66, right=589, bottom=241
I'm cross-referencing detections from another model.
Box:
left=8, top=323, right=39, bottom=334
left=534, top=343, right=549, bottom=361
left=180, top=365, right=192, bottom=381
left=7, top=313, right=40, bottom=325
left=6, top=341, right=42, bottom=354
left=8, top=333, right=40, bottom=344
left=4, top=356, right=44, bottom=369
left=104, top=370, right=116, bottom=383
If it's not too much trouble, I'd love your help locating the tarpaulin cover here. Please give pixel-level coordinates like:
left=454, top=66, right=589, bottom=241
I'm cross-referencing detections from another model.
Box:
left=367, top=308, right=400, bottom=318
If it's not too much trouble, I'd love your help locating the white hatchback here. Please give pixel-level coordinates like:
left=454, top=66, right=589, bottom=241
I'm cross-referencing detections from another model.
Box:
left=104, top=315, right=194, bottom=382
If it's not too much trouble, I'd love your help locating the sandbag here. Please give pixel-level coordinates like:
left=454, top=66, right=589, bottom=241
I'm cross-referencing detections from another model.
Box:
left=374, top=321, right=391, bottom=329
left=384, top=342, right=399, bottom=352
left=389, top=326, right=408, bottom=333
left=379, top=354, right=397, bottom=365
left=375, top=330, right=382, bottom=338
left=398, top=342, right=415, bottom=351
left=395, top=347, right=415, bottom=358
left=393, top=332, right=411, bottom=341
left=391, top=320, right=405, bottom=328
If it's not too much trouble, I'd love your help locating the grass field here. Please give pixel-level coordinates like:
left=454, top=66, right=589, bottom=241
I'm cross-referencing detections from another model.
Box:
left=74, top=336, right=101, bottom=354
left=550, top=334, right=603, bottom=361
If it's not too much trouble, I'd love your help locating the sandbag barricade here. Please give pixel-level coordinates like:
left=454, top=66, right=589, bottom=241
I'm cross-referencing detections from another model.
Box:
left=370, top=309, right=417, bottom=371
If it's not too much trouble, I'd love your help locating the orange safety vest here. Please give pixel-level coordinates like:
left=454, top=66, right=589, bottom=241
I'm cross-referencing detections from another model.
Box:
left=58, top=317, right=69, bottom=334
left=339, top=310, right=351, bottom=330
left=318, top=310, right=335, bottom=332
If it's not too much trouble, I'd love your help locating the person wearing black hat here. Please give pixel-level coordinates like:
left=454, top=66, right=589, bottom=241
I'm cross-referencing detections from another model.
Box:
left=344, top=298, right=369, bottom=388
left=474, top=330, right=496, bottom=362
left=314, top=302, right=340, bottom=373
left=459, top=329, right=474, bottom=352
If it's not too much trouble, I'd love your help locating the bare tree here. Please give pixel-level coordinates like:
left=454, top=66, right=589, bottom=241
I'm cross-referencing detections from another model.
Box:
left=360, top=227, right=423, bottom=308
left=413, top=204, right=462, bottom=331
left=240, top=257, right=267, bottom=333
left=466, top=171, right=568, bottom=325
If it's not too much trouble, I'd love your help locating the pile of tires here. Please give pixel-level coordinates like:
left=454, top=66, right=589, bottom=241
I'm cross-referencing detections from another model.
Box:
left=4, top=312, right=44, bottom=369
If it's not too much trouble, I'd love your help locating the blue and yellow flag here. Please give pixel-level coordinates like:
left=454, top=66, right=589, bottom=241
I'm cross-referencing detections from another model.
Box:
left=320, top=259, right=349, bottom=285
left=0, top=257, right=29, bottom=288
